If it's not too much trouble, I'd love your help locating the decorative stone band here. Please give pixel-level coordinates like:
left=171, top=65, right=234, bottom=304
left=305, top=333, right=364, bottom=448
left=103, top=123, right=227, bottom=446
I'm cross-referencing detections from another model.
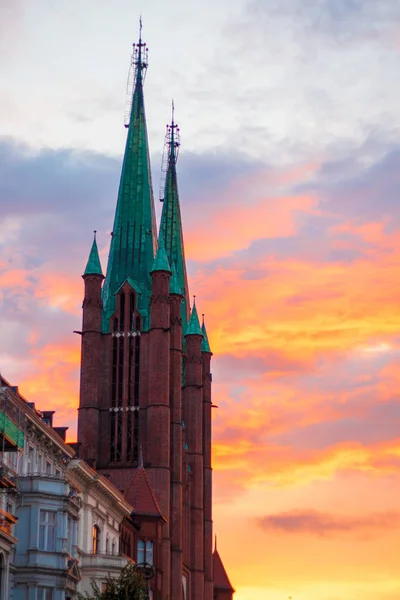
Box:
left=111, top=331, right=141, bottom=338
left=108, top=406, right=140, bottom=412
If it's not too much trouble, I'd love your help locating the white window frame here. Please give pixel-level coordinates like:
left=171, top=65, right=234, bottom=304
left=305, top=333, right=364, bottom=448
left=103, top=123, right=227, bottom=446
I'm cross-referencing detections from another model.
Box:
left=39, top=511, right=56, bottom=551
left=137, top=539, right=153, bottom=565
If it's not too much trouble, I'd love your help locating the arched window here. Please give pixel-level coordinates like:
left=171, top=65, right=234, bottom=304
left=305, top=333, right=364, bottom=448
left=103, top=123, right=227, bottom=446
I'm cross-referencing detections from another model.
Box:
left=93, top=525, right=101, bottom=554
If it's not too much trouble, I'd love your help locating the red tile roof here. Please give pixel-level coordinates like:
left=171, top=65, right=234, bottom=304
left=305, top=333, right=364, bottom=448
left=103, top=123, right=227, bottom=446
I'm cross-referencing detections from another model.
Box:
left=124, top=466, right=165, bottom=520
left=213, top=550, right=235, bottom=592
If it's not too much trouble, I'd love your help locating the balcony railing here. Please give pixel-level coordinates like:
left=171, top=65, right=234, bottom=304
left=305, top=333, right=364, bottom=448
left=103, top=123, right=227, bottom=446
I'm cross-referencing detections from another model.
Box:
left=0, top=391, right=25, bottom=451
left=79, top=551, right=128, bottom=571
left=0, top=506, right=17, bottom=538
left=19, top=471, right=66, bottom=480
left=0, top=463, right=17, bottom=489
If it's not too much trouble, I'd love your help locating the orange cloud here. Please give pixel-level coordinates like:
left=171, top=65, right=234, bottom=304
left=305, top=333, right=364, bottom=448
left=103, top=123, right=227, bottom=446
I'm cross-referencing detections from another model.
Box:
left=191, top=225, right=400, bottom=359
left=17, top=338, right=81, bottom=435
left=185, top=194, right=316, bottom=261
left=34, top=272, right=82, bottom=314
left=0, top=268, right=31, bottom=289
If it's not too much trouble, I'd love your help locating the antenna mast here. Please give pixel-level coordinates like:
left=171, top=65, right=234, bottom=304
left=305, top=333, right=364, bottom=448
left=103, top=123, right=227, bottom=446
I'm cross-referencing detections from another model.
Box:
left=159, top=101, right=180, bottom=202
left=124, top=18, right=149, bottom=128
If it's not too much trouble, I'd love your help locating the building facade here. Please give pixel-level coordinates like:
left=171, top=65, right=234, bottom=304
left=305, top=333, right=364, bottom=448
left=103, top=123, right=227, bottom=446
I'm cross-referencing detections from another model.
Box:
left=0, top=377, right=135, bottom=600
left=77, top=27, right=233, bottom=600
left=0, top=382, right=23, bottom=600
left=12, top=404, right=79, bottom=600
left=67, top=459, right=132, bottom=596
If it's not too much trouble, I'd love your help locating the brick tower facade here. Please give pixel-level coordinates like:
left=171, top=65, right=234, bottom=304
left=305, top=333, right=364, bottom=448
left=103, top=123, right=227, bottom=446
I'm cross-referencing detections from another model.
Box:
left=77, top=27, right=233, bottom=600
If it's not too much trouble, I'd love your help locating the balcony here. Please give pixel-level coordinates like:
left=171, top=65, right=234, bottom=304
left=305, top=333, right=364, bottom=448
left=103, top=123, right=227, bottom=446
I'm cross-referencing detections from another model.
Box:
left=0, top=457, right=18, bottom=490
left=79, top=551, right=129, bottom=573
left=18, top=473, right=68, bottom=497
left=0, top=506, right=17, bottom=541
left=0, top=389, right=25, bottom=451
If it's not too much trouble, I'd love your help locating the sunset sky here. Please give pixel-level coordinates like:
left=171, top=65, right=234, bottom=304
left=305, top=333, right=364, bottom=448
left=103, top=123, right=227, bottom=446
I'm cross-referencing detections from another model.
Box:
left=1, top=1, right=400, bottom=598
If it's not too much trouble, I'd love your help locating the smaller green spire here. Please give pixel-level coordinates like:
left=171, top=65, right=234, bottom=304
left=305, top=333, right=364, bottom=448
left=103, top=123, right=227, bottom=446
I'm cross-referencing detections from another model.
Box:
left=170, top=264, right=182, bottom=295
left=185, top=299, right=203, bottom=337
left=201, top=315, right=211, bottom=353
left=84, top=232, right=103, bottom=277
left=150, top=239, right=172, bottom=274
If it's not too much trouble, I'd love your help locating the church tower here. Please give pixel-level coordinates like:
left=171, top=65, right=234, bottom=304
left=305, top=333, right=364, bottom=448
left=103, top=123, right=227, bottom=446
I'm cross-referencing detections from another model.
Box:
left=77, top=24, right=233, bottom=600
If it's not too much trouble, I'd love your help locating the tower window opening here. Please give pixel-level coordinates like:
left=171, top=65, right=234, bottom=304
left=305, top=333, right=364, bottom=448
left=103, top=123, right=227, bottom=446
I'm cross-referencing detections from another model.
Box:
left=117, top=411, right=122, bottom=460
left=118, top=336, right=124, bottom=407
left=110, top=412, right=116, bottom=462
left=134, top=334, right=140, bottom=404
left=111, top=337, right=118, bottom=407
left=128, top=337, right=134, bottom=406
left=120, top=292, right=125, bottom=331
left=135, top=316, right=141, bottom=331
left=130, top=292, right=135, bottom=330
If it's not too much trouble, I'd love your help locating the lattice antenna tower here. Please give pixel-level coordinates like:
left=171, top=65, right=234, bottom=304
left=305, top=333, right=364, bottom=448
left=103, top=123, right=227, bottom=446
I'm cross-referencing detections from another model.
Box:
left=124, top=18, right=149, bottom=128
left=159, top=101, right=180, bottom=202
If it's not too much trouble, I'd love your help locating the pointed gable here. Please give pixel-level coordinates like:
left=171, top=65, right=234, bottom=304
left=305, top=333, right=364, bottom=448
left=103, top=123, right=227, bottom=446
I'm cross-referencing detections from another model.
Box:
left=213, top=550, right=235, bottom=592
left=124, top=466, right=165, bottom=520
left=101, top=30, right=157, bottom=332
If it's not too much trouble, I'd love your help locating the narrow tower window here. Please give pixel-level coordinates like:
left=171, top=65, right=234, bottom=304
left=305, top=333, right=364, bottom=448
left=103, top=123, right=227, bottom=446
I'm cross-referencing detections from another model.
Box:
left=110, top=292, right=141, bottom=464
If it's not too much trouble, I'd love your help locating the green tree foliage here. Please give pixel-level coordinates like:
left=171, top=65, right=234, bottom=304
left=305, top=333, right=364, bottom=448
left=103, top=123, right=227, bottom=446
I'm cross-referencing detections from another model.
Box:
left=77, top=563, right=146, bottom=600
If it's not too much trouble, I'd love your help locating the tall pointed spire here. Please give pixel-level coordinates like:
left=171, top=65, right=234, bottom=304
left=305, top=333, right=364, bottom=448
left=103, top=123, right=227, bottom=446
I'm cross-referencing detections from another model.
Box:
left=101, top=21, right=157, bottom=332
left=159, top=102, right=190, bottom=332
left=84, top=231, right=103, bottom=277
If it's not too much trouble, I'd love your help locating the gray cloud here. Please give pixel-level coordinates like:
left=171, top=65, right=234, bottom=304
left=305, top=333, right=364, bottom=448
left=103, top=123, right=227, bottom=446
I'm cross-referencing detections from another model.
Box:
left=258, top=509, right=400, bottom=538
left=248, top=0, right=400, bottom=40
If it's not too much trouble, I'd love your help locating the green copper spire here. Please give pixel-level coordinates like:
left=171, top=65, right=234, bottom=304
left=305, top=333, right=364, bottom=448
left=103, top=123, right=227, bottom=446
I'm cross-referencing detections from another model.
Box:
left=201, top=315, right=211, bottom=353
left=169, top=263, right=182, bottom=295
left=84, top=232, right=103, bottom=277
left=101, top=23, right=157, bottom=332
left=151, top=238, right=172, bottom=274
left=159, top=103, right=189, bottom=332
left=185, top=300, right=203, bottom=337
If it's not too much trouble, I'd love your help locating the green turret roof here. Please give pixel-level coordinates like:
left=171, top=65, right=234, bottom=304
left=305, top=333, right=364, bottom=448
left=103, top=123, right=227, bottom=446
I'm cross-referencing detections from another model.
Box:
left=159, top=110, right=189, bottom=332
left=84, top=235, right=103, bottom=277
left=151, top=239, right=171, bottom=274
left=201, top=318, right=211, bottom=353
left=101, top=29, right=157, bottom=332
left=185, top=302, right=203, bottom=337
